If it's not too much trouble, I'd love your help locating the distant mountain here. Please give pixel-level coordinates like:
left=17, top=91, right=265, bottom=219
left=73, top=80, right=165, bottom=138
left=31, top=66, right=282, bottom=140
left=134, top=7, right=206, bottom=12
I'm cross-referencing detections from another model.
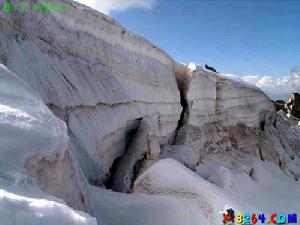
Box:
left=225, top=67, right=300, bottom=101
left=262, top=67, right=300, bottom=101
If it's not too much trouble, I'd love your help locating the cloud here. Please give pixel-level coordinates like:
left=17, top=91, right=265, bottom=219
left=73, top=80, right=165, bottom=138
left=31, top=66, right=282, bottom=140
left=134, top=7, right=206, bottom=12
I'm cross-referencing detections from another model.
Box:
left=224, top=67, right=300, bottom=100
left=240, top=75, right=261, bottom=84
left=252, top=74, right=300, bottom=100
left=75, top=0, right=156, bottom=14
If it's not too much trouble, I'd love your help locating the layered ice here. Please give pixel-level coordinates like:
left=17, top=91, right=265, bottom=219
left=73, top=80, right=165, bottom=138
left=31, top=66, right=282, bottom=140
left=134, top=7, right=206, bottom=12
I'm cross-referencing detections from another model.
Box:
left=0, top=64, right=97, bottom=225
left=0, top=1, right=299, bottom=225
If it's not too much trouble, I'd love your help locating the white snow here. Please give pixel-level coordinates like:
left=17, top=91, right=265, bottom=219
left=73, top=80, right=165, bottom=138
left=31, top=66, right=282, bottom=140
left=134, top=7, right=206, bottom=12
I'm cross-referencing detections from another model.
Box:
left=0, top=64, right=97, bottom=225
left=134, top=158, right=247, bottom=225
left=187, top=62, right=197, bottom=71
left=135, top=158, right=300, bottom=224
left=89, top=186, right=205, bottom=225
left=0, top=2, right=299, bottom=225
left=0, top=188, right=96, bottom=225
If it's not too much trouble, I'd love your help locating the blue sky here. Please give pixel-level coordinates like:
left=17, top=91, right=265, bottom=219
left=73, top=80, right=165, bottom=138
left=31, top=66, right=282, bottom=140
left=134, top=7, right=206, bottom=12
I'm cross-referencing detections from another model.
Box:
left=77, top=0, right=299, bottom=99
left=110, top=0, right=300, bottom=78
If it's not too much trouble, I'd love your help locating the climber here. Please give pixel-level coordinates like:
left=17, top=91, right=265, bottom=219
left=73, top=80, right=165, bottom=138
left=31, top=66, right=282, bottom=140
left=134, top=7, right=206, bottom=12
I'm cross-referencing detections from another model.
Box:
left=205, top=64, right=218, bottom=73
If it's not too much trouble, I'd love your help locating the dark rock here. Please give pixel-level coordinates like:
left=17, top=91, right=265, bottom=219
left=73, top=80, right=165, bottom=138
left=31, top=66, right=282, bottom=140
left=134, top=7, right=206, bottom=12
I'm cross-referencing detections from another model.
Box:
left=285, top=92, right=300, bottom=119
left=274, top=100, right=286, bottom=112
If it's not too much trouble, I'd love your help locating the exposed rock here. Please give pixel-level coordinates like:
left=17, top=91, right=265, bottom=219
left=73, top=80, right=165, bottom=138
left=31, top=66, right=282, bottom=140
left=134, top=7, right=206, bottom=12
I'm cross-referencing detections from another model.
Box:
left=278, top=110, right=300, bottom=127
left=274, top=100, right=286, bottom=111
left=273, top=93, right=300, bottom=119
left=286, top=92, right=300, bottom=119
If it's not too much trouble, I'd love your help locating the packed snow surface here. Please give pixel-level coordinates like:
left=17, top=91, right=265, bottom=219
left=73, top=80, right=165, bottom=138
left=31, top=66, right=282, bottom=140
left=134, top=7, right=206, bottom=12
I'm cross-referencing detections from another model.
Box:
left=0, top=1, right=299, bottom=225
left=0, top=64, right=97, bottom=225
left=135, top=158, right=300, bottom=224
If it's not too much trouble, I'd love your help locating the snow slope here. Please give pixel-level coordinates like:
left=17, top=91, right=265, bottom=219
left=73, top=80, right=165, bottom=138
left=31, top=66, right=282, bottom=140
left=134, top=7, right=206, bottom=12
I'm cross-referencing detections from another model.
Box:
left=135, top=158, right=300, bottom=224
left=0, top=64, right=97, bottom=225
left=0, top=1, right=299, bottom=225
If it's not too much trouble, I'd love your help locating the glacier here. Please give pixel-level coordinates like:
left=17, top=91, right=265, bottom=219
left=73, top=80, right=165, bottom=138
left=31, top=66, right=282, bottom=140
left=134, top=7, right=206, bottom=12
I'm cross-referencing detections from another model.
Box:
left=0, top=64, right=97, bottom=225
left=0, top=0, right=299, bottom=224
